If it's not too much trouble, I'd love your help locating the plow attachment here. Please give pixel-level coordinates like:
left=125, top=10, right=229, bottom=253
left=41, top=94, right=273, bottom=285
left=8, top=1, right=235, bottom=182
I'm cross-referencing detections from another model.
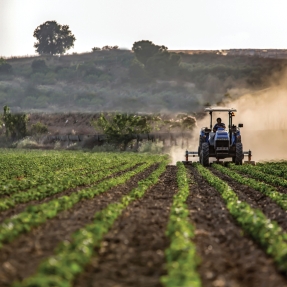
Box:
left=183, top=150, right=255, bottom=165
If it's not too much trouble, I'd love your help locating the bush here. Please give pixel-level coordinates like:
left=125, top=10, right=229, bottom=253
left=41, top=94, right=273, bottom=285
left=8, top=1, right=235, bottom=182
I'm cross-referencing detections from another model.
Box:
left=44, top=72, right=57, bottom=84
left=15, top=137, right=39, bottom=149
left=0, top=58, right=12, bottom=74
left=3, top=105, right=28, bottom=140
left=30, top=122, right=48, bottom=135
left=30, top=72, right=46, bottom=84
left=31, top=59, right=47, bottom=73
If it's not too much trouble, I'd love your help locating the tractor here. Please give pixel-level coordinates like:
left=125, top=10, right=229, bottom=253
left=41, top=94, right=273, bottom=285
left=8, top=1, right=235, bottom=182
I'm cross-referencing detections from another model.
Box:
left=185, top=107, right=254, bottom=166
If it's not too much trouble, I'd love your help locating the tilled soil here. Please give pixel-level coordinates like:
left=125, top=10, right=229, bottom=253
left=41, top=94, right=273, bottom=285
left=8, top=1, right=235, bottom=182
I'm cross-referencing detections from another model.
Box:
left=187, top=166, right=287, bottom=287
left=0, top=163, right=143, bottom=224
left=74, top=165, right=177, bottom=287
left=211, top=168, right=287, bottom=232
left=0, top=163, right=158, bottom=286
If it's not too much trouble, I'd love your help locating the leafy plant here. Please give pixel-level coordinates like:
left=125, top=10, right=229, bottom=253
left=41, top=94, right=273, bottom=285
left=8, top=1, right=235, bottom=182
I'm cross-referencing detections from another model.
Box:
left=14, top=158, right=168, bottom=287
left=2, top=105, right=28, bottom=140
left=161, top=162, right=201, bottom=287
left=30, top=122, right=48, bottom=135
left=93, top=113, right=158, bottom=150
left=215, top=164, right=287, bottom=210
left=196, top=163, right=287, bottom=273
left=0, top=153, right=163, bottom=248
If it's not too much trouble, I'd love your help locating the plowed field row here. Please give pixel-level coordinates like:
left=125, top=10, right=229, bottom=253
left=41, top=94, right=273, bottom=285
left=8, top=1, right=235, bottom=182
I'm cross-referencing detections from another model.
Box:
left=2, top=150, right=287, bottom=287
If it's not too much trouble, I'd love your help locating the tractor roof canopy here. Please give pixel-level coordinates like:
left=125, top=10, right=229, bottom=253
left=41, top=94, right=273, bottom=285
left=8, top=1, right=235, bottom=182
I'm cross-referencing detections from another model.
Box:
left=204, top=107, right=237, bottom=112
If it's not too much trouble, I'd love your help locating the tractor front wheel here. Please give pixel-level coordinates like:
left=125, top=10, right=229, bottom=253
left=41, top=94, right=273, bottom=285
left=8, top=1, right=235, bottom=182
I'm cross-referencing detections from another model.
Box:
left=235, top=143, right=243, bottom=165
left=200, top=142, right=209, bottom=167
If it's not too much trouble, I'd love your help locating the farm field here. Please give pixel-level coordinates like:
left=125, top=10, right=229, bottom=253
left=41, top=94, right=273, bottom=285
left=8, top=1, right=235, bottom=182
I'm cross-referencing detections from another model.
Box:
left=1, top=150, right=287, bottom=286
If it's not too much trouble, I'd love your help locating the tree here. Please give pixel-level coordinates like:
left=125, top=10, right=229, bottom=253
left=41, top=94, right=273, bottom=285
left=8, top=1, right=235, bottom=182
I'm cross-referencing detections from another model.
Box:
left=132, top=40, right=180, bottom=77
left=92, top=47, right=101, bottom=52
left=102, top=45, right=119, bottom=50
left=132, top=40, right=167, bottom=65
left=2, top=106, right=28, bottom=140
left=33, top=21, right=76, bottom=55
left=93, top=113, right=154, bottom=150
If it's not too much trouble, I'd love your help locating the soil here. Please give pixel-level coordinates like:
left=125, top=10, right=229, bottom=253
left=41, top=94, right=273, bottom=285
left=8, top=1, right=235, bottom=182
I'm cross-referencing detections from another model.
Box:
left=74, top=165, right=177, bottom=287
left=211, top=168, right=287, bottom=232
left=0, top=163, right=159, bottom=286
left=186, top=165, right=287, bottom=287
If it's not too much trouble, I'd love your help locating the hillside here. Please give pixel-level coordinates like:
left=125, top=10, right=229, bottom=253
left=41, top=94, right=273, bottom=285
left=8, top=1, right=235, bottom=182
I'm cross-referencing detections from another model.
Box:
left=0, top=49, right=286, bottom=114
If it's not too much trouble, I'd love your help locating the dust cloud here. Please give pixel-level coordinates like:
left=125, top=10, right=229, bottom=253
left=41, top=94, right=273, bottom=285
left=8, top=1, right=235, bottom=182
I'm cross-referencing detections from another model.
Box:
left=228, top=86, right=287, bottom=162
left=170, top=72, right=287, bottom=164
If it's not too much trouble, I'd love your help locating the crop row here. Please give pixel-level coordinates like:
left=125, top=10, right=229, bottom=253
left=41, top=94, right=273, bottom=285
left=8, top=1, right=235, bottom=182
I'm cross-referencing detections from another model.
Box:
left=161, top=162, right=200, bottom=287
left=229, top=163, right=287, bottom=188
left=213, top=164, right=287, bottom=210
left=14, top=159, right=169, bottom=287
left=0, top=150, right=150, bottom=183
left=195, top=163, right=287, bottom=273
left=0, top=161, right=138, bottom=212
left=256, top=163, right=287, bottom=180
left=0, top=150, right=91, bottom=181
left=0, top=160, right=127, bottom=196
left=0, top=157, right=161, bottom=248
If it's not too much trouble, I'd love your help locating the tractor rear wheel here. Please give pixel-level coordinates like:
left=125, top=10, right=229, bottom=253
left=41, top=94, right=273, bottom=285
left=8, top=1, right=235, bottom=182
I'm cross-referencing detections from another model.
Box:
left=235, top=143, right=243, bottom=165
left=200, top=142, right=209, bottom=167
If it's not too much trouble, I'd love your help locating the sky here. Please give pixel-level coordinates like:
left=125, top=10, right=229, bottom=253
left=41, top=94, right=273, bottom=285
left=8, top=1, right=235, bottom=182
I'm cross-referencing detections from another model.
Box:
left=1, top=0, right=287, bottom=57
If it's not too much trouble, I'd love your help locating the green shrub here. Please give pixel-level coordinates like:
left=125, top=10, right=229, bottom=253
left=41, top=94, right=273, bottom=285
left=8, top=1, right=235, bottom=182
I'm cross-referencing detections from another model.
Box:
left=31, top=59, right=47, bottom=73
left=3, top=105, right=27, bottom=140
left=30, top=122, right=48, bottom=135
left=0, top=58, right=12, bottom=74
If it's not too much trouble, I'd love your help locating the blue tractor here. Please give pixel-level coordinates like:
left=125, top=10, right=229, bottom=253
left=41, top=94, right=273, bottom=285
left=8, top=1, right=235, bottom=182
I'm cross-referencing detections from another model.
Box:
left=185, top=107, right=253, bottom=166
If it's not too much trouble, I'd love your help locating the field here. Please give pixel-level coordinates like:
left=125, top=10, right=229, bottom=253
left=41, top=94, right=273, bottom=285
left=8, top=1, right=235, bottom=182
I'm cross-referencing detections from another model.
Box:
left=1, top=150, right=287, bottom=286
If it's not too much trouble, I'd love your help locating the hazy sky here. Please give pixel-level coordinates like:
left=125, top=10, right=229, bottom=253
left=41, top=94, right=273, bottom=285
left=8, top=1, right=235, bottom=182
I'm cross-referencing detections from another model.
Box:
left=1, top=0, right=287, bottom=57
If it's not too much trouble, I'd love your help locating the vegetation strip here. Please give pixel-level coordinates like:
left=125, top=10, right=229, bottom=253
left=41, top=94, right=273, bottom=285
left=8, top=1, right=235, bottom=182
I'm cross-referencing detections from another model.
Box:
left=213, top=164, right=287, bottom=210
left=0, top=159, right=158, bottom=248
left=161, top=162, right=201, bottom=287
left=0, top=161, right=136, bottom=212
left=13, top=160, right=168, bottom=287
left=0, top=162, right=112, bottom=196
left=229, top=163, right=287, bottom=188
left=256, top=164, right=287, bottom=180
left=196, top=163, right=287, bottom=273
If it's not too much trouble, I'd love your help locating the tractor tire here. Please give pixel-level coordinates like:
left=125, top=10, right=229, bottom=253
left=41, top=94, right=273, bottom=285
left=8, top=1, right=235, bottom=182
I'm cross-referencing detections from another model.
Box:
left=235, top=143, right=243, bottom=165
left=198, top=136, right=204, bottom=156
left=200, top=142, right=209, bottom=167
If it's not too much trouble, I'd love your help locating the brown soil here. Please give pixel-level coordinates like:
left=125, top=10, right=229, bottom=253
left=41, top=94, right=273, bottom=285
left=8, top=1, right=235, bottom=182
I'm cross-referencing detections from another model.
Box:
left=0, top=163, right=158, bottom=287
left=74, top=165, right=177, bottom=287
left=0, top=163, right=142, bottom=224
left=211, top=168, right=287, bottom=232
left=186, top=165, right=287, bottom=287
